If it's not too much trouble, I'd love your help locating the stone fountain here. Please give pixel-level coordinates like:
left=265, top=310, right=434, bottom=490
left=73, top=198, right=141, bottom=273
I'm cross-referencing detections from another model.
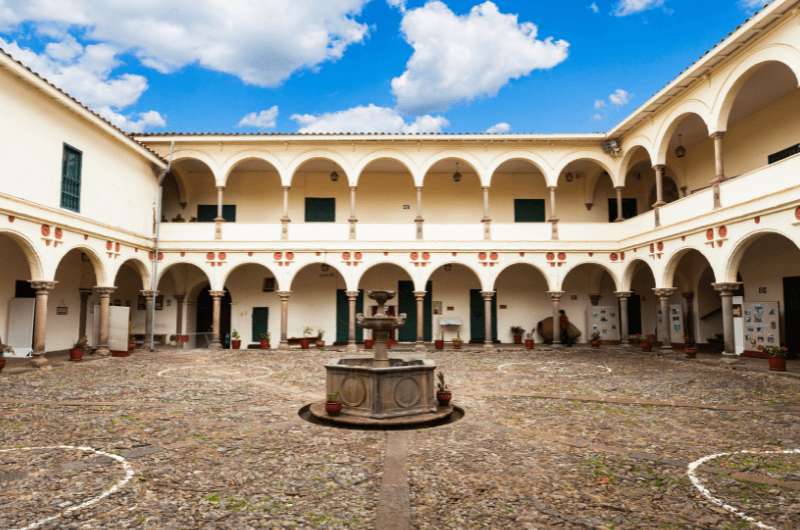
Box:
left=309, top=290, right=452, bottom=427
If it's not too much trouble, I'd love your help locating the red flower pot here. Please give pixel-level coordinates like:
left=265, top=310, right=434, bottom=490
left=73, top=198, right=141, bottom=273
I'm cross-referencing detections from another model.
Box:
left=69, top=347, right=83, bottom=362
left=641, top=342, right=652, bottom=352
left=231, top=339, right=241, bottom=350
left=325, top=401, right=343, bottom=416
left=364, top=339, right=374, bottom=349
left=436, top=390, right=452, bottom=407
left=685, top=346, right=697, bottom=359
left=524, top=339, right=535, bottom=350
left=300, top=338, right=310, bottom=350
left=768, top=356, right=787, bottom=372
left=260, top=339, right=270, bottom=349
left=435, top=340, right=444, bottom=350
left=513, top=335, right=523, bottom=345
left=591, top=340, right=601, bottom=348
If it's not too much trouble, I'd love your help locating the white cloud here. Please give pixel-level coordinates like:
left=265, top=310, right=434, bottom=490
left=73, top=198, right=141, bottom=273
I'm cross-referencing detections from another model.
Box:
left=238, top=106, right=279, bottom=129
left=740, top=0, right=771, bottom=12
left=594, top=99, right=606, bottom=110
left=486, top=122, right=511, bottom=134
left=0, top=0, right=370, bottom=87
left=386, top=0, right=407, bottom=12
left=589, top=2, right=600, bottom=14
left=592, top=113, right=605, bottom=121
left=291, top=104, right=448, bottom=133
left=0, top=36, right=165, bottom=131
left=614, top=0, right=664, bottom=16
left=391, top=1, right=569, bottom=113
left=609, top=88, right=631, bottom=106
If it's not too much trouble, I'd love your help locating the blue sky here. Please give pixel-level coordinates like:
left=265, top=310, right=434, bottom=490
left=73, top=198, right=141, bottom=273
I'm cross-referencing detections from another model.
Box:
left=0, top=0, right=770, bottom=133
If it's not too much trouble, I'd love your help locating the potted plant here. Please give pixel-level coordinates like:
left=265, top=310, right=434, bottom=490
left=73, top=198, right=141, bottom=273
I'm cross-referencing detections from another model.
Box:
left=684, top=336, right=697, bottom=359
left=70, top=337, right=87, bottom=362
left=436, top=372, right=452, bottom=407
left=590, top=331, right=601, bottom=349
left=301, top=326, right=314, bottom=350
left=640, top=335, right=653, bottom=352
left=524, top=332, right=535, bottom=350
left=316, top=330, right=325, bottom=349
left=511, top=326, right=525, bottom=345
left=452, top=333, right=463, bottom=350
left=325, top=392, right=343, bottom=416
left=259, top=332, right=271, bottom=350
left=230, top=330, right=241, bottom=350
left=434, top=332, right=444, bottom=350
left=765, top=345, right=788, bottom=372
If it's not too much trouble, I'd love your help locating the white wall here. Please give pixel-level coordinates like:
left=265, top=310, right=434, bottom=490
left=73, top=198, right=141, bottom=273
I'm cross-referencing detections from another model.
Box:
left=0, top=235, right=32, bottom=347
left=429, top=265, right=480, bottom=342
left=289, top=265, right=345, bottom=342
left=495, top=265, right=550, bottom=342
left=46, top=249, right=96, bottom=351
left=225, top=264, right=280, bottom=345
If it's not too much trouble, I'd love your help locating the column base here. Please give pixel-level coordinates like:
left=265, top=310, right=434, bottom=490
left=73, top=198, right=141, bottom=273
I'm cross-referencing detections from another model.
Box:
left=279, top=341, right=289, bottom=350
left=414, top=342, right=427, bottom=353
left=483, top=343, right=495, bottom=353
left=621, top=338, right=630, bottom=345
left=95, top=347, right=111, bottom=357
left=720, top=353, right=742, bottom=364
left=209, top=341, right=222, bottom=351
left=29, top=354, right=51, bottom=369
left=346, top=343, right=358, bottom=354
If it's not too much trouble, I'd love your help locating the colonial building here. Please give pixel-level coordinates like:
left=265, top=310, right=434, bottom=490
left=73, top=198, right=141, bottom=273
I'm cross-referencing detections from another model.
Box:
left=2, top=0, right=800, bottom=366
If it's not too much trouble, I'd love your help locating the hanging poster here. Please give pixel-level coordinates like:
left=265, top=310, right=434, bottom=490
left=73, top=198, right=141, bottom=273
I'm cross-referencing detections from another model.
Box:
left=585, top=305, right=620, bottom=342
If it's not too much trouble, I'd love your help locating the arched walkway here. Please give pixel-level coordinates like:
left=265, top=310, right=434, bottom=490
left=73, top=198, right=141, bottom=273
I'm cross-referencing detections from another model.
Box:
left=47, top=248, right=101, bottom=352
left=423, top=158, right=482, bottom=225
left=561, top=263, right=620, bottom=343
left=493, top=263, right=550, bottom=343
left=0, top=232, right=39, bottom=356
left=162, top=158, right=218, bottom=223
left=489, top=159, right=549, bottom=224
left=223, top=263, right=280, bottom=348
left=665, top=248, right=721, bottom=348
left=290, top=158, right=350, bottom=226
left=225, top=158, right=282, bottom=223
left=357, top=158, right=417, bottom=225
left=556, top=159, right=615, bottom=223
left=358, top=263, right=426, bottom=344
left=289, top=263, right=347, bottom=346
left=425, top=263, right=485, bottom=344
left=157, top=263, right=212, bottom=349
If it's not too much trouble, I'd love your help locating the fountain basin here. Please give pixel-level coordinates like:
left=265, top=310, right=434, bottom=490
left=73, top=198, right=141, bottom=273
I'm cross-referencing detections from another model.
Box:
left=325, top=357, right=437, bottom=419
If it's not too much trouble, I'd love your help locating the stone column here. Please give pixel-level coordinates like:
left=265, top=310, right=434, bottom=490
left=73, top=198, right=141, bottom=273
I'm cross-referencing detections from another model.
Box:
left=348, top=186, right=357, bottom=240
left=547, top=291, right=565, bottom=345
left=481, top=291, right=495, bottom=352
left=140, top=290, right=157, bottom=350
left=683, top=292, right=695, bottom=346
left=614, top=187, right=624, bottom=222
left=713, top=282, right=741, bottom=356
left=214, top=186, right=225, bottom=240
left=174, top=294, right=185, bottom=349
left=278, top=291, right=291, bottom=349
left=548, top=186, right=559, bottom=240
left=208, top=290, right=225, bottom=350
left=415, top=186, right=424, bottom=240
left=653, top=165, right=666, bottom=207
left=711, top=132, right=725, bottom=208
left=281, top=186, right=291, bottom=240
left=615, top=291, right=632, bottom=344
left=94, top=286, right=116, bottom=356
left=481, top=186, right=491, bottom=240
left=414, top=291, right=427, bottom=352
left=30, top=281, right=56, bottom=368
left=346, top=290, right=359, bottom=353
left=78, top=288, right=92, bottom=340
left=653, top=288, right=676, bottom=351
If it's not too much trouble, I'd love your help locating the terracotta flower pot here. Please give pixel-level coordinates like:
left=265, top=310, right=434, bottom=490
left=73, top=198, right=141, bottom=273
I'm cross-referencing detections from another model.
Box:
left=231, top=339, right=241, bottom=350
left=300, top=338, right=310, bottom=350
left=591, top=340, right=601, bottom=348
left=641, top=342, right=652, bottom=352
left=315, top=339, right=325, bottom=349
left=513, top=335, right=523, bottom=345
left=69, top=347, right=83, bottom=362
left=325, top=401, right=342, bottom=416
left=685, top=346, right=697, bottom=359
left=435, top=340, right=444, bottom=350
left=524, top=339, right=535, bottom=350
left=768, top=356, right=787, bottom=372
left=436, top=390, right=452, bottom=407
left=364, top=339, right=374, bottom=349
left=260, top=339, right=270, bottom=349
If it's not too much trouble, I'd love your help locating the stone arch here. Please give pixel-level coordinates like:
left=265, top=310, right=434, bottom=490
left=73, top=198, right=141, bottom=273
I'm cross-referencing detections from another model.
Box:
left=712, top=44, right=800, bottom=133
left=288, top=261, right=348, bottom=290
left=220, top=262, right=282, bottom=292
left=723, top=228, right=800, bottom=283
left=156, top=261, right=212, bottom=292
left=491, top=261, right=553, bottom=291
left=420, top=152, right=485, bottom=186
left=356, top=261, right=417, bottom=290
left=286, top=150, right=352, bottom=187
left=111, top=257, right=151, bottom=290
left=220, top=150, right=285, bottom=186
left=172, top=150, right=221, bottom=185
left=557, top=261, right=621, bottom=292
left=662, top=246, right=716, bottom=288
left=654, top=100, right=712, bottom=165
left=353, top=151, right=419, bottom=186
left=423, top=261, right=486, bottom=291
left=619, top=143, right=654, bottom=187
left=0, top=229, right=44, bottom=281
left=487, top=152, right=553, bottom=186
left=622, top=258, right=656, bottom=291
left=52, top=244, right=108, bottom=286
left=553, top=152, right=616, bottom=188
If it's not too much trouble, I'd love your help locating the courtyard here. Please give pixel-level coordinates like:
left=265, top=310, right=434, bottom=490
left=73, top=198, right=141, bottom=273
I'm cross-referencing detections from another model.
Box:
left=0, top=346, right=798, bottom=529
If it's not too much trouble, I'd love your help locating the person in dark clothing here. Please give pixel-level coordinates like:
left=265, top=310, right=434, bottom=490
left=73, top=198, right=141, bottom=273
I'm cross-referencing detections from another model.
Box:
left=558, top=309, right=575, bottom=346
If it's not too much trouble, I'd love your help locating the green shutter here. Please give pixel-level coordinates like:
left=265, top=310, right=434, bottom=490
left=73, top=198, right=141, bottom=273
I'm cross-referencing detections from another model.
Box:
left=60, top=144, right=82, bottom=212
left=197, top=205, right=236, bottom=222
left=514, top=199, right=545, bottom=222
left=305, top=198, right=336, bottom=222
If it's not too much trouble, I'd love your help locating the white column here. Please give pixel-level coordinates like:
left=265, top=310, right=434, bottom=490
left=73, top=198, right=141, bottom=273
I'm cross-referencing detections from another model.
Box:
left=713, top=283, right=741, bottom=355
left=481, top=186, right=491, bottom=240
left=279, top=291, right=291, bottom=349
left=653, top=165, right=665, bottom=207
left=30, top=281, right=57, bottom=368
left=711, top=132, right=725, bottom=208
left=614, top=187, right=624, bottom=222
left=548, top=186, right=559, bottom=240
left=348, top=186, right=357, bottom=240
left=281, top=186, right=290, bottom=240
left=415, top=186, right=424, bottom=240
left=346, top=290, right=359, bottom=353
left=414, top=291, right=427, bottom=352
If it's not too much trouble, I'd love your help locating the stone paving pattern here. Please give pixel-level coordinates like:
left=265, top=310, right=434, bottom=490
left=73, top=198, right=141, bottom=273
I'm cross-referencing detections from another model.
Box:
left=0, top=346, right=798, bottom=528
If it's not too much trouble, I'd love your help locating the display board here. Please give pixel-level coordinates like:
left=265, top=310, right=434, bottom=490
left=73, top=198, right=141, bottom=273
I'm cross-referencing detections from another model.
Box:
left=90, top=305, right=131, bottom=353
left=585, top=306, right=620, bottom=342
left=5, top=298, right=34, bottom=358
left=740, top=300, right=781, bottom=354
left=657, top=304, right=685, bottom=344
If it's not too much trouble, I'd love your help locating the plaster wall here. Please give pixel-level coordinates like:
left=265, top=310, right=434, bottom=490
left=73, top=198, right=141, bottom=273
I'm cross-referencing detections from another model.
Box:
left=429, top=265, right=480, bottom=342
left=0, top=236, right=32, bottom=346
left=495, top=265, right=551, bottom=343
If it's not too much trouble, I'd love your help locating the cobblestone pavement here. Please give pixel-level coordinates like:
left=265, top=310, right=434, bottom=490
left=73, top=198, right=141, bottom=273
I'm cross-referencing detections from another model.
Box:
left=0, top=346, right=798, bottom=529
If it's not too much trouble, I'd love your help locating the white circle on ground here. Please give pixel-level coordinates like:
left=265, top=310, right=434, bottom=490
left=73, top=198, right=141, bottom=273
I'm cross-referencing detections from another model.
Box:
left=687, top=448, right=800, bottom=530
left=156, top=365, right=273, bottom=383
left=0, top=445, right=134, bottom=530
left=497, top=360, right=612, bottom=377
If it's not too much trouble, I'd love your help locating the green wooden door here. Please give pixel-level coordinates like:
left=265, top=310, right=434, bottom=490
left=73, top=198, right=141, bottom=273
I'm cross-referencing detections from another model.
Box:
left=251, top=307, right=268, bottom=343
left=424, top=281, right=433, bottom=341
left=398, top=281, right=415, bottom=342
left=514, top=199, right=545, bottom=222
left=336, top=290, right=364, bottom=344
left=469, top=289, right=497, bottom=343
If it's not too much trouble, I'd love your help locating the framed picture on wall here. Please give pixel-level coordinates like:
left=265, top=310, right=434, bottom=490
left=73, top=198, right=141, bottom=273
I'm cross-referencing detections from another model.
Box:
left=263, top=278, right=276, bottom=292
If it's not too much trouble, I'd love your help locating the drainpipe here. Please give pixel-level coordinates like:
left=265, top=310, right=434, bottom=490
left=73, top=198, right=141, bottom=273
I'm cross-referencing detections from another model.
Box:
left=149, top=141, right=175, bottom=352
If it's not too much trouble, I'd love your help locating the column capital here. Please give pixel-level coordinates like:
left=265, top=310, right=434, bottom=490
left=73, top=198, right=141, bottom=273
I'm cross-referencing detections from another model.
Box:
left=546, top=291, right=565, bottom=300
left=349, top=185, right=357, bottom=191
left=652, top=164, right=666, bottom=172
left=413, top=290, right=427, bottom=300
left=712, top=282, right=741, bottom=294
left=547, top=185, right=557, bottom=192
left=215, top=185, right=225, bottom=191
left=480, top=290, right=495, bottom=300
left=346, top=290, right=360, bottom=299
left=614, top=291, right=633, bottom=299
left=208, top=290, right=226, bottom=298
left=652, top=287, right=676, bottom=298
left=138, top=289, right=157, bottom=298
left=93, top=286, right=117, bottom=296
left=29, top=280, right=57, bottom=292
left=614, top=185, right=625, bottom=191
left=278, top=290, right=292, bottom=300
left=282, top=185, right=291, bottom=192
left=710, top=131, right=725, bottom=140
left=173, top=293, right=186, bottom=302
left=481, top=185, right=490, bottom=191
